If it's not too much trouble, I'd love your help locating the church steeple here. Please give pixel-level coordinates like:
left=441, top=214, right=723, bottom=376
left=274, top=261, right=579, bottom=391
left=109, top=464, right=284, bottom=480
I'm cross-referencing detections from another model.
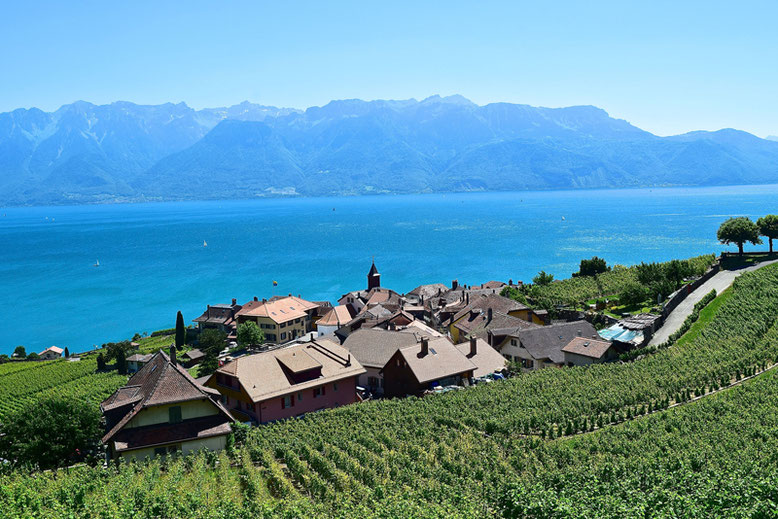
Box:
left=367, top=259, right=381, bottom=290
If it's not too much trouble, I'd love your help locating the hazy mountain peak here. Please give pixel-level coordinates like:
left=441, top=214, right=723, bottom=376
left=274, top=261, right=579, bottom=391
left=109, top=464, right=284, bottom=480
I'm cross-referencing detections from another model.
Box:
left=420, top=94, right=476, bottom=107
left=2, top=97, right=777, bottom=206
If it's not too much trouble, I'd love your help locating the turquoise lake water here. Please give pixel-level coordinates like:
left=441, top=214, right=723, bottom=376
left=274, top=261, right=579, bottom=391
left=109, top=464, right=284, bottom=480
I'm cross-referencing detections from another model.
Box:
left=1, top=184, right=776, bottom=355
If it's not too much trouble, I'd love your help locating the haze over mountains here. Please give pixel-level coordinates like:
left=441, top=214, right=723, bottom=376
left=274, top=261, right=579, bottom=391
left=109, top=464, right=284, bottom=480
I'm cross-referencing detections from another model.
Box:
left=2, top=95, right=778, bottom=206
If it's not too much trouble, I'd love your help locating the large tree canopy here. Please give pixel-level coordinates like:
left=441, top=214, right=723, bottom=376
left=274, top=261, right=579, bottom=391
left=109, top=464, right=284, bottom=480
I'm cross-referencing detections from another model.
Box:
left=237, top=321, right=265, bottom=348
left=717, top=217, right=762, bottom=256
left=0, top=397, right=101, bottom=470
left=757, top=215, right=778, bottom=253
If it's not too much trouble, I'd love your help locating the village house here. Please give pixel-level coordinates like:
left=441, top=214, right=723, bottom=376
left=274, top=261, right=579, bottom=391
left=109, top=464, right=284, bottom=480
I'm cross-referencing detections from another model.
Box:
left=236, top=295, right=320, bottom=344
left=561, top=336, right=618, bottom=366
left=340, top=328, right=422, bottom=395
left=448, top=293, right=544, bottom=343
left=38, top=346, right=63, bottom=360
left=381, top=336, right=477, bottom=397
left=100, top=348, right=234, bottom=461
left=193, top=299, right=242, bottom=335
left=182, top=348, right=205, bottom=368
left=205, top=339, right=366, bottom=423
left=126, top=352, right=153, bottom=374
left=315, top=304, right=357, bottom=336
left=455, top=336, right=508, bottom=377
left=495, top=321, right=608, bottom=372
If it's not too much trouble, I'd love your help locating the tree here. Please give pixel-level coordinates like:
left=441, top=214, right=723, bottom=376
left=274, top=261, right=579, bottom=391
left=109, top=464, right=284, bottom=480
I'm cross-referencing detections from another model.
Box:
left=26, top=352, right=39, bottom=360
left=0, top=396, right=101, bottom=470
left=532, top=270, right=554, bottom=286
left=197, top=353, right=219, bottom=378
left=576, top=256, right=610, bottom=277
left=199, top=329, right=227, bottom=356
left=717, top=217, right=762, bottom=256
left=96, top=352, right=107, bottom=371
left=237, top=321, right=264, bottom=348
left=175, top=311, right=186, bottom=350
left=116, top=348, right=127, bottom=375
left=619, top=282, right=648, bottom=307
left=13, top=346, right=26, bottom=358
left=64, top=347, right=70, bottom=358
left=757, top=215, right=778, bottom=253
left=103, top=340, right=134, bottom=362
left=0, top=354, right=9, bottom=363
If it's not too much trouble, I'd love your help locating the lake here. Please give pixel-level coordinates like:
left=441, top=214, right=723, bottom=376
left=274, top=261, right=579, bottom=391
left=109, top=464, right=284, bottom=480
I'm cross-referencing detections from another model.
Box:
left=1, top=184, right=776, bottom=355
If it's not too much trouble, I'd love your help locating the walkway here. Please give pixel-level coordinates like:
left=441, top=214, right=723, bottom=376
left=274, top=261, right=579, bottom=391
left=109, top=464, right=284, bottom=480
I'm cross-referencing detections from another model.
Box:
left=648, top=259, right=778, bottom=346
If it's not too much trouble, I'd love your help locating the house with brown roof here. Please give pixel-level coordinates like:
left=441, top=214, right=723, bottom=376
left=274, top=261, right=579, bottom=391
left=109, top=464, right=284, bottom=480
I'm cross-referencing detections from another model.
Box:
left=455, top=337, right=507, bottom=378
left=448, top=293, right=543, bottom=343
left=316, top=305, right=357, bottom=335
left=205, top=339, right=366, bottom=423
left=562, top=336, right=617, bottom=366
left=495, top=321, right=606, bottom=372
left=126, top=353, right=153, bottom=374
left=101, top=348, right=234, bottom=461
left=381, top=337, right=476, bottom=397
left=341, top=328, right=422, bottom=394
left=193, top=299, right=242, bottom=335
left=38, top=346, right=63, bottom=360
left=236, top=295, right=320, bottom=344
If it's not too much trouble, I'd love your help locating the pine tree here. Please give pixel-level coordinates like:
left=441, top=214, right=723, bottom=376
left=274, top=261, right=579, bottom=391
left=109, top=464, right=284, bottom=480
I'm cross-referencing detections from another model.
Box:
left=64, top=347, right=69, bottom=358
left=96, top=353, right=106, bottom=371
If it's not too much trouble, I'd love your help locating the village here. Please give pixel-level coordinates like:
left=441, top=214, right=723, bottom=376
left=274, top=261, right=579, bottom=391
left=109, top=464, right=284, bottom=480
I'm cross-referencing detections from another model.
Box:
left=94, top=259, right=666, bottom=462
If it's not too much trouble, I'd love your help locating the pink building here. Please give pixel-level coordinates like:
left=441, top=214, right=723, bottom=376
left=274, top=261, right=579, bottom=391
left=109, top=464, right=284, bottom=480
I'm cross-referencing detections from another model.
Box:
left=205, top=339, right=366, bottom=423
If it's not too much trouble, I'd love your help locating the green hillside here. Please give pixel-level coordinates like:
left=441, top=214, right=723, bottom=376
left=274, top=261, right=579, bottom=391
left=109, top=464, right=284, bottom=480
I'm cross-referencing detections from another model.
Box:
left=1, top=266, right=778, bottom=517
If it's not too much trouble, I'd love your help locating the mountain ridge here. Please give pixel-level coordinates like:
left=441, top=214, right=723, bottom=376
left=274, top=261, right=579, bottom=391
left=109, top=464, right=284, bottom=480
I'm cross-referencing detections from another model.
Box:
left=1, top=96, right=777, bottom=206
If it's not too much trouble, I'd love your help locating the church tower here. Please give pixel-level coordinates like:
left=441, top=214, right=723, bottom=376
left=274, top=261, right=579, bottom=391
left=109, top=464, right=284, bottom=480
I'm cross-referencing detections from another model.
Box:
left=367, top=260, right=381, bottom=290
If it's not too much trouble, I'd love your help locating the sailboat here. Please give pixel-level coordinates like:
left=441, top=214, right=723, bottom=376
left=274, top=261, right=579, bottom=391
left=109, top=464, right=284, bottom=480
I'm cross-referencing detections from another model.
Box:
left=94, top=259, right=100, bottom=267
left=203, top=240, right=208, bottom=247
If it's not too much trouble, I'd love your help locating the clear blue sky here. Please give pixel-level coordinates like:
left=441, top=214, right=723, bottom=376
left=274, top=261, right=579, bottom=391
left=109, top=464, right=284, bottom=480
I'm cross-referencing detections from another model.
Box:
left=1, top=1, right=776, bottom=137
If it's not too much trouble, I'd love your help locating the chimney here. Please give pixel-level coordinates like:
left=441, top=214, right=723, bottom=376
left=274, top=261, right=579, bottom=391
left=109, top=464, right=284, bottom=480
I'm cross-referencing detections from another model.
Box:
left=346, top=354, right=351, bottom=367
left=577, top=329, right=582, bottom=336
left=469, top=336, right=477, bottom=356
left=254, top=296, right=258, bottom=301
left=207, top=304, right=211, bottom=317
left=169, top=344, right=177, bottom=365
left=466, top=293, right=470, bottom=305
left=487, top=308, right=493, bottom=323
left=232, top=298, right=237, bottom=306
left=420, top=336, right=429, bottom=356
left=452, top=279, right=458, bottom=290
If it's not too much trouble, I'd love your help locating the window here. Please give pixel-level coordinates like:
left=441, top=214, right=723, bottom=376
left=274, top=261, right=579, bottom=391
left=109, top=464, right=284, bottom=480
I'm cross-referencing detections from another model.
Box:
left=368, top=376, right=379, bottom=388
left=154, top=447, right=167, bottom=456
left=333, top=382, right=338, bottom=392
left=297, top=392, right=303, bottom=402
left=167, top=445, right=181, bottom=454
left=169, top=406, right=182, bottom=424
left=510, top=339, right=517, bottom=346
left=281, top=332, right=287, bottom=340
left=313, top=386, right=326, bottom=398
left=282, top=395, right=294, bottom=409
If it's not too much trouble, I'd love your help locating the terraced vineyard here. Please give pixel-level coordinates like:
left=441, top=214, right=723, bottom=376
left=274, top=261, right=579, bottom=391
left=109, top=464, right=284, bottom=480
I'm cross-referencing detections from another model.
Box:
left=1, top=263, right=777, bottom=517
left=0, top=357, right=127, bottom=423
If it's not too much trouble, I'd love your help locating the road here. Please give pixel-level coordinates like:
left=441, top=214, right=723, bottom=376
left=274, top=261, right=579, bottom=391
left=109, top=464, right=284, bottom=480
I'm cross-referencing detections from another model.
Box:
left=648, top=259, right=778, bottom=346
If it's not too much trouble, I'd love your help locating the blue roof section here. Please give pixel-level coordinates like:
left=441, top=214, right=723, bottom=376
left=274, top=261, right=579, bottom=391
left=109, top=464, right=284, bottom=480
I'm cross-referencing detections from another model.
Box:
left=598, top=325, right=643, bottom=344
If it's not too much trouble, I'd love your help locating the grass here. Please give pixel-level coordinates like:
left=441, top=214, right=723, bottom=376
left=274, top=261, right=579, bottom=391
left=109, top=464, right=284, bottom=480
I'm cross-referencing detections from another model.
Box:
left=135, top=333, right=176, bottom=354
left=675, top=287, right=733, bottom=347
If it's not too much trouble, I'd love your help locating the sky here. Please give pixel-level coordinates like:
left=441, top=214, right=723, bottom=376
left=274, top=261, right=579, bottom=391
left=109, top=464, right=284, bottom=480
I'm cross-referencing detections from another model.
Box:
left=1, top=1, right=776, bottom=137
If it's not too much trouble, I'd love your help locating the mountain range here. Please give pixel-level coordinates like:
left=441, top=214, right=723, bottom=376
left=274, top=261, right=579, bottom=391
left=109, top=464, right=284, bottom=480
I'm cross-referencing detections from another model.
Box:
left=2, top=95, right=778, bottom=206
